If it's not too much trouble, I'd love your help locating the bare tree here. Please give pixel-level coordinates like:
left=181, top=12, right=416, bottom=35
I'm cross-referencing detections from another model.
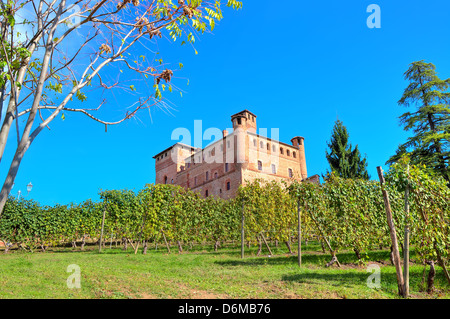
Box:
left=0, top=0, right=242, bottom=215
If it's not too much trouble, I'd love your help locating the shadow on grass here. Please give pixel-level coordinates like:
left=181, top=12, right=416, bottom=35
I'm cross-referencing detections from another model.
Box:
left=214, top=250, right=394, bottom=268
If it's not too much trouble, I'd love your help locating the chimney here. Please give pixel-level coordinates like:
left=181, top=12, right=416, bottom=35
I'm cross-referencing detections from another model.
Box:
left=223, top=130, right=228, bottom=137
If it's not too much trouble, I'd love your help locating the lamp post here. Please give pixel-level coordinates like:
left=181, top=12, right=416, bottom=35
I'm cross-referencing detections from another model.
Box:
left=16, top=182, right=33, bottom=199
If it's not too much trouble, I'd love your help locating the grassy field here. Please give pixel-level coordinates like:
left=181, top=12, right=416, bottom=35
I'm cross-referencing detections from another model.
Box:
left=0, top=241, right=449, bottom=299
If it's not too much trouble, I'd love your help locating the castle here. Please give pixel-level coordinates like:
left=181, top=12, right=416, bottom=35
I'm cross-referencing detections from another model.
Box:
left=153, top=110, right=308, bottom=199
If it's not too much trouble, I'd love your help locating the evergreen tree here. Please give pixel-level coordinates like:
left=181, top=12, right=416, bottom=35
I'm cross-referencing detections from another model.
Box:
left=325, top=120, right=370, bottom=179
left=387, top=61, right=450, bottom=183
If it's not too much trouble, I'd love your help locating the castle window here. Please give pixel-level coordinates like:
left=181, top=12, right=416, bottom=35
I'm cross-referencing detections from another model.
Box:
left=272, top=164, right=277, bottom=174
left=272, top=145, right=276, bottom=152
left=171, top=179, right=174, bottom=184
left=220, top=189, right=222, bottom=194
left=287, top=150, right=290, bottom=156
left=206, top=171, right=209, bottom=181
left=267, top=143, right=270, bottom=151
left=205, top=190, right=209, bottom=197
left=225, top=163, right=229, bottom=172
left=252, top=116, right=255, bottom=122
left=165, top=153, right=167, bottom=157
left=280, top=147, right=284, bottom=155
left=227, top=182, right=231, bottom=191
left=164, top=176, right=168, bottom=184
left=293, top=151, right=297, bottom=158
left=288, top=168, right=293, bottom=178
left=258, top=160, right=263, bottom=171
left=194, top=177, right=197, bottom=186
left=214, top=172, right=218, bottom=179
left=260, top=141, right=264, bottom=149
left=253, top=139, right=257, bottom=147
left=237, top=118, right=241, bottom=125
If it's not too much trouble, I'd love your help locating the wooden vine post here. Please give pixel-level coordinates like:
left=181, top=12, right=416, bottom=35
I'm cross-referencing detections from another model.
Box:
left=135, top=213, right=147, bottom=255
left=403, top=165, right=410, bottom=297
left=161, top=230, right=171, bottom=254
left=241, top=201, right=245, bottom=259
left=297, top=200, right=302, bottom=267
left=98, top=200, right=107, bottom=253
left=260, top=232, right=273, bottom=256
left=377, top=166, right=405, bottom=297
left=306, top=203, right=340, bottom=267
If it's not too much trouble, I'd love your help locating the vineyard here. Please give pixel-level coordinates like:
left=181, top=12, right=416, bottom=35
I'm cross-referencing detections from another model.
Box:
left=1, top=158, right=449, bottom=296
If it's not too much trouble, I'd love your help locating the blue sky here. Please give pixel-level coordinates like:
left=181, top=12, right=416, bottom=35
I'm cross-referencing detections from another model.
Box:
left=3, top=0, right=450, bottom=206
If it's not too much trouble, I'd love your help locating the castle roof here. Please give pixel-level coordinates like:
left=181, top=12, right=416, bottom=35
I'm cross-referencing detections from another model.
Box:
left=230, top=109, right=257, bottom=119
left=152, top=142, right=198, bottom=159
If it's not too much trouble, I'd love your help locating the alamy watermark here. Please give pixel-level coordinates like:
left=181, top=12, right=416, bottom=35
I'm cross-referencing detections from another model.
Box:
left=366, top=263, right=381, bottom=289
left=169, top=120, right=283, bottom=167
left=67, top=264, right=81, bottom=289
left=367, top=4, right=381, bottom=29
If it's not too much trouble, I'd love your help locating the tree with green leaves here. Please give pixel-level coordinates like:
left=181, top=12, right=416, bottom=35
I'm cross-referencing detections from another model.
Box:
left=387, top=61, right=450, bottom=183
left=0, top=0, right=243, bottom=217
left=325, top=119, right=369, bottom=180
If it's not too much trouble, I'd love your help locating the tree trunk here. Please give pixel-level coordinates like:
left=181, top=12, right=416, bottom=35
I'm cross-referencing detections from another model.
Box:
left=256, top=236, right=262, bottom=256
left=0, top=4, right=63, bottom=217
left=214, top=240, right=220, bottom=252
left=389, top=245, right=395, bottom=266
left=285, top=241, right=292, bottom=254
left=142, top=241, right=148, bottom=255
left=420, top=264, right=428, bottom=292
left=427, top=261, right=436, bottom=293
left=123, top=237, right=127, bottom=250
left=326, top=253, right=339, bottom=268
left=354, top=248, right=361, bottom=260
left=81, top=235, right=86, bottom=250
left=0, top=142, right=31, bottom=214
left=177, top=240, right=183, bottom=253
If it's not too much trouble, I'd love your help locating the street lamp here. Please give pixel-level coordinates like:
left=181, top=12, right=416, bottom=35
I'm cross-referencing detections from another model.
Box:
left=16, top=182, right=33, bottom=199
left=27, top=182, right=33, bottom=194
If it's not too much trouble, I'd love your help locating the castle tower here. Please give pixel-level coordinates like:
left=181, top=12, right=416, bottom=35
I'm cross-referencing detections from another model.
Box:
left=231, top=110, right=256, bottom=166
left=291, top=136, right=307, bottom=179
left=231, top=110, right=257, bottom=133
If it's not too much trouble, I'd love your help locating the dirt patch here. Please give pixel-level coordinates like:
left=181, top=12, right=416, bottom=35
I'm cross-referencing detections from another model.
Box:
left=137, top=279, right=230, bottom=299
left=177, top=282, right=230, bottom=299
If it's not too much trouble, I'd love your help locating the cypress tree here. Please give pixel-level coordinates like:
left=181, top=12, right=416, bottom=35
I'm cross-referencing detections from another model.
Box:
left=325, top=119, right=370, bottom=179
left=387, top=61, right=450, bottom=183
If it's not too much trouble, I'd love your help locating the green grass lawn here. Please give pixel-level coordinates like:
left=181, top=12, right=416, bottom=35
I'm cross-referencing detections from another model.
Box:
left=0, top=241, right=448, bottom=299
